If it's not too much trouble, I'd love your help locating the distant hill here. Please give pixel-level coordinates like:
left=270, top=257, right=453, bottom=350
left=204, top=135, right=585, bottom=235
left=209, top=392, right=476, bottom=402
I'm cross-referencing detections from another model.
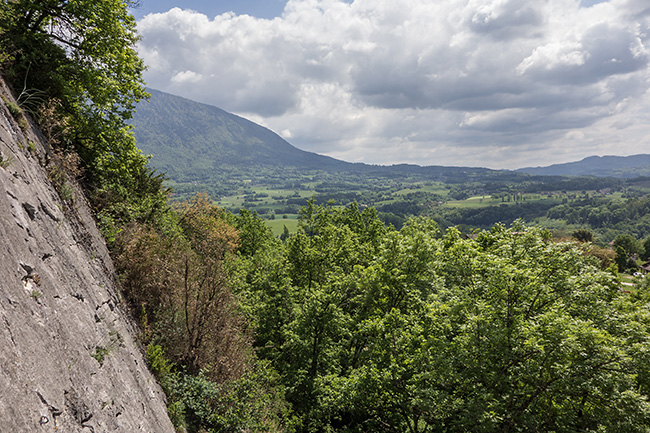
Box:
left=131, top=88, right=351, bottom=179
left=518, top=155, right=650, bottom=178
left=130, top=89, right=519, bottom=195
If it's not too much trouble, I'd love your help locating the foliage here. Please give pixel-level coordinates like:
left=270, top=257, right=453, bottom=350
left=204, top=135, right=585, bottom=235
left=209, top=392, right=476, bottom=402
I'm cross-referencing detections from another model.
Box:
left=614, top=233, right=643, bottom=272
left=339, top=225, right=649, bottom=432
left=0, top=0, right=147, bottom=122
left=46, top=148, right=82, bottom=203
left=2, top=1, right=294, bottom=431
left=116, top=196, right=297, bottom=432
left=146, top=344, right=293, bottom=433
left=643, top=236, right=650, bottom=261
left=5, top=2, right=650, bottom=431
left=572, top=227, right=594, bottom=243
left=129, top=88, right=650, bottom=246
left=0, top=0, right=166, bottom=241
left=91, top=346, right=110, bottom=366
left=581, top=242, right=617, bottom=270
left=233, top=203, right=650, bottom=432
left=1, top=94, right=27, bottom=129
left=116, top=201, right=248, bottom=379
left=0, top=152, right=13, bottom=168
left=615, top=233, right=643, bottom=257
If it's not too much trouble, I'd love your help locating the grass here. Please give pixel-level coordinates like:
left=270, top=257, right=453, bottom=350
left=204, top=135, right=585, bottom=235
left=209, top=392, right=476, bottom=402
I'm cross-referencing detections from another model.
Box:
left=91, top=346, right=110, bottom=365
left=446, top=196, right=503, bottom=208
left=218, top=186, right=551, bottom=216
left=266, top=216, right=300, bottom=237
left=91, top=331, right=122, bottom=366
left=621, top=274, right=634, bottom=282
left=1, top=95, right=28, bottom=130
left=58, top=181, right=75, bottom=202
left=0, top=153, right=12, bottom=169
left=176, top=179, right=650, bottom=240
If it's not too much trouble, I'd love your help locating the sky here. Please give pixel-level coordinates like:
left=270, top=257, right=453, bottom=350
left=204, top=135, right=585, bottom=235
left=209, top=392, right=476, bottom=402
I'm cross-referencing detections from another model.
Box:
left=131, top=0, right=650, bottom=169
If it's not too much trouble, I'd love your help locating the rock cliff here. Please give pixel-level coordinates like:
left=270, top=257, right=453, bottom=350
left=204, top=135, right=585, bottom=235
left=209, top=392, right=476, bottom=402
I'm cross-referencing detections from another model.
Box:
left=0, top=78, right=175, bottom=432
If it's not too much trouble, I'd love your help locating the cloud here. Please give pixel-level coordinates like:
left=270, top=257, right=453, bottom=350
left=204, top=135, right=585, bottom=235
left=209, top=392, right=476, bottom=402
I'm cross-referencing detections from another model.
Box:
left=136, top=0, right=650, bottom=168
left=464, top=0, right=545, bottom=40
left=171, top=70, right=202, bottom=83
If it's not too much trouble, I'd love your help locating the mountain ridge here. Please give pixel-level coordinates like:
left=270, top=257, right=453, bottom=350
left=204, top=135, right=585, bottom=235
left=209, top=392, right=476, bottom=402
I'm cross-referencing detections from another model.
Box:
left=132, top=88, right=351, bottom=175
left=518, top=154, right=650, bottom=178
left=131, top=89, right=650, bottom=188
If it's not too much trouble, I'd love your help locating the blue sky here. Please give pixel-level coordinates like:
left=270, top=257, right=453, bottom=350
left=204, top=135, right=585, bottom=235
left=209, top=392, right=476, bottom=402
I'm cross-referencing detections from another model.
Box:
left=131, top=0, right=287, bottom=20
left=133, top=0, right=650, bottom=169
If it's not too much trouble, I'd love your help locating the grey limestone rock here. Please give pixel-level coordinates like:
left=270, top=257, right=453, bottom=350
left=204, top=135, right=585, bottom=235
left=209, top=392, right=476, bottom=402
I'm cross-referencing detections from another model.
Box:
left=0, top=79, right=175, bottom=431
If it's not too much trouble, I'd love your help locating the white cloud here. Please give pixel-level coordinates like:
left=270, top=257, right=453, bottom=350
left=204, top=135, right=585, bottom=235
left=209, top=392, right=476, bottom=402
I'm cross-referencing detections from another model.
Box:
left=136, top=0, right=650, bottom=169
left=171, top=70, right=202, bottom=83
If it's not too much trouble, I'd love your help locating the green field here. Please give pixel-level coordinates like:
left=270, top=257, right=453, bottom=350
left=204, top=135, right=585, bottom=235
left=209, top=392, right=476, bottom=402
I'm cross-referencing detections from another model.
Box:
left=266, top=216, right=300, bottom=237
left=189, top=176, right=650, bottom=245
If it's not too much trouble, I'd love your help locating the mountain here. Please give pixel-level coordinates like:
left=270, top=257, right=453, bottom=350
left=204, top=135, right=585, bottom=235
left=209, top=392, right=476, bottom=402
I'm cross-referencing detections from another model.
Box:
left=518, top=154, right=650, bottom=178
left=133, top=90, right=650, bottom=189
left=131, top=89, right=352, bottom=178
left=131, top=89, right=523, bottom=196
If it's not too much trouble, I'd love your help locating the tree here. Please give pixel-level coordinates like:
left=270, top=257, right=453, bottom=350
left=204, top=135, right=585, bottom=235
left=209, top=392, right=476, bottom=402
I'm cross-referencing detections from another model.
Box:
left=117, top=195, right=250, bottom=380
left=0, top=0, right=160, bottom=238
left=642, top=236, right=650, bottom=261
left=571, top=228, right=594, bottom=243
left=227, top=196, right=650, bottom=432
left=325, top=224, right=650, bottom=432
left=235, top=209, right=273, bottom=257
left=0, top=0, right=147, bottom=121
left=240, top=201, right=390, bottom=430
left=614, top=233, right=642, bottom=272
left=614, top=233, right=642, bottom=257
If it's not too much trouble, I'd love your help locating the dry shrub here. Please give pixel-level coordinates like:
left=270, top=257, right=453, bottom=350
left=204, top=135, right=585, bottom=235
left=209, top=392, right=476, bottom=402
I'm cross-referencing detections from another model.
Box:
left=36, top=98, right=70, bottom=148
left=116, top=197, right=252, bottom=383
left=38, top=98, right=81, bottom=201
left=178, top=193, right=239, bottom=259
left=583, top=243, right=617, bottom=269
left=556, top=236, right=616, bottom=269
left=115, top=224, right=177, bottom=326
left=47, top=148, right=82, bottom=202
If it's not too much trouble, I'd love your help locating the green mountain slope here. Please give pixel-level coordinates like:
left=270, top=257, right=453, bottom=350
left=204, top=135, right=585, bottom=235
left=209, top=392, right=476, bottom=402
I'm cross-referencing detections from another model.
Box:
left=131, top=89, right=350, bottom=179
left=132, top=90, right=650, bottom=199
left=518, top=154, right=650, bottom=178
left=131, top=89, right=526, bottom=196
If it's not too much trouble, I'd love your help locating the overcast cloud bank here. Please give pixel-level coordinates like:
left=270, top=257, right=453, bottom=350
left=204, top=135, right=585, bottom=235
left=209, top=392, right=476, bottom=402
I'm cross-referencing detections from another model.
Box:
left=137, top=0, right=650, bottom=169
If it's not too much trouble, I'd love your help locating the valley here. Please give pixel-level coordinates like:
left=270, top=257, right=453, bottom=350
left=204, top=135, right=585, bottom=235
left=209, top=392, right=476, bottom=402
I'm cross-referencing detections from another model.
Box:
left=131, top=90, right=650, bottom=244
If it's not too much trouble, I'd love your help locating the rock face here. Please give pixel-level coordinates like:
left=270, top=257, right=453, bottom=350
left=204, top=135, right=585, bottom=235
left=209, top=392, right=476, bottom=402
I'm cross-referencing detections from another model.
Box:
left=0, top=78, right=175, bottom=432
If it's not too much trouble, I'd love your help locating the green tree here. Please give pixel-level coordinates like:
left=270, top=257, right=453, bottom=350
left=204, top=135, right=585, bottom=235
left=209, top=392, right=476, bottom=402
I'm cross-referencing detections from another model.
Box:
left=614, top=233, right=642, bottom=257
left=642, top=236, right=650, bottom=261
left=614, top=233, right=642, bottom=272
left=236, top=208, right=274, bottom=257
left=242, top=201, right=389, bottom=430
left=325, top=224, right=650, bottom=432
left=0, top=0, right=162, bottom=240
left=571, top=228, right=594, bottom=243
left=0, top=0, right=147, bottom=121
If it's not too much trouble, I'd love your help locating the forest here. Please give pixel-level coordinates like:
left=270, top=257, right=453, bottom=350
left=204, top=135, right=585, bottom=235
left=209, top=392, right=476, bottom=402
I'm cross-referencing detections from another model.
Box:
left=2, top=1, right=650, bottom=432
left=117, top=197, right=650, bottom=432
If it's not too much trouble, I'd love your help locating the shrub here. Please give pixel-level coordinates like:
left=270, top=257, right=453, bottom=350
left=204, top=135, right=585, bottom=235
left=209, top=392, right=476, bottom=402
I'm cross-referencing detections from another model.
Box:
left=1, top=95, right=28, bottom=130
left=0, top=153, right=12, bottom=169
